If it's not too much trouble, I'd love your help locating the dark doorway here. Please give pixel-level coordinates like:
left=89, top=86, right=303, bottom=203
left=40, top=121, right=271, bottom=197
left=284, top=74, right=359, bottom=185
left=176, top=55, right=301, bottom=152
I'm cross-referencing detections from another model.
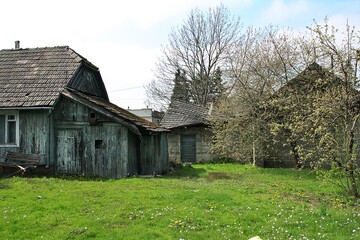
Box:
left=181, top=134, right=196, bottom=162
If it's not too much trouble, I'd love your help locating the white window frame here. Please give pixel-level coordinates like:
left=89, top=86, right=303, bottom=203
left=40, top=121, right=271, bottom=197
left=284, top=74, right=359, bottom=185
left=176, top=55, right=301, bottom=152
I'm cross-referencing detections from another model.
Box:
left=0, top=111, right=19, bottom=147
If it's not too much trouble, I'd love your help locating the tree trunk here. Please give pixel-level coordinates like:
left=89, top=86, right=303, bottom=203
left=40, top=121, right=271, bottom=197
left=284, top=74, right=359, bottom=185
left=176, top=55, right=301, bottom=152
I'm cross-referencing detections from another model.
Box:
left=252, top=139, right=256, bottom=166
left=347, top=119, right=359, bottom=198
left=290, top=140, right=302, bottom=169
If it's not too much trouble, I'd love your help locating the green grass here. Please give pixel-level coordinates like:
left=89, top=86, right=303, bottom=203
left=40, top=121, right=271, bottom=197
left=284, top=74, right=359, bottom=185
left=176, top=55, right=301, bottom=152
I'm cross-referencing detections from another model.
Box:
left=0, top=164, right=359, bottom=240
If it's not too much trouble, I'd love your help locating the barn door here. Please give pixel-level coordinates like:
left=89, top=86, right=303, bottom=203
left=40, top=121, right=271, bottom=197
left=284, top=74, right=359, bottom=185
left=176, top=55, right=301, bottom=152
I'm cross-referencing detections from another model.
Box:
left=56, top=129, right=83, bottom=174
left=181, top=134, right=196, bottom=162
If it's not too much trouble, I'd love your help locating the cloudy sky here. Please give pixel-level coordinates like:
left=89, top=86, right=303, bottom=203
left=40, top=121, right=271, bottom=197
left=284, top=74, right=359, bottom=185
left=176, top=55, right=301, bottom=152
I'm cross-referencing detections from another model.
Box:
left=1, top=0, right=359, bottom=109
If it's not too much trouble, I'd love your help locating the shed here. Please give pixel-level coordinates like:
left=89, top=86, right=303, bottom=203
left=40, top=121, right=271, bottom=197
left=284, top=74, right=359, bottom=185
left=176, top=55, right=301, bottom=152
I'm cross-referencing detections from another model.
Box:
left=0, top=45, right=168, bottom=178
left=160, top=100, right=215, bottom=163
left=263, top=62, right=357, bottom=168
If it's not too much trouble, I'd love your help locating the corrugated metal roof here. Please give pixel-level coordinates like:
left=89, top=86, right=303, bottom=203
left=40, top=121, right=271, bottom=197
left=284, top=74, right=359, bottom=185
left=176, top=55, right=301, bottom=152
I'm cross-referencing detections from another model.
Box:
left=160, top=100, right=209, bottom=129
left=0, top=46, right=84, bottom=108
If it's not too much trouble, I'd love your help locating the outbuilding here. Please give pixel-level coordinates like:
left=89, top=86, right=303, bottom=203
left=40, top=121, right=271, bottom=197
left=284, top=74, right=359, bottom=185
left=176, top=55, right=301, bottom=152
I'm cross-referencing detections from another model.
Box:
left=160, top=100, right=214, bottom=163
left=0, top=45, right=168, bottom=178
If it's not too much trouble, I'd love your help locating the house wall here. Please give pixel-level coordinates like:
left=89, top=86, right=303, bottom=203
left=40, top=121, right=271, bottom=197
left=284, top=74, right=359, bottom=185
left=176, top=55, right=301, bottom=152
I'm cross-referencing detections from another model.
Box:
left=264, top=125, right=360, bottom=168
left=127, top=130, right=139, bottom=176
left=168, top=126, right=213, bottom=163
left=53, top=97, right=131, bottom=178
left=139, top=132, right=169, bottom=175
left=53, top=96, right=169, bottom=178
left=68, top=65, right=109, bottom=100
left=0, top=109, right=52, bottom=166
left=263, top=134, right=296, bottom=168
left=1, top=96, right=169, bottom=178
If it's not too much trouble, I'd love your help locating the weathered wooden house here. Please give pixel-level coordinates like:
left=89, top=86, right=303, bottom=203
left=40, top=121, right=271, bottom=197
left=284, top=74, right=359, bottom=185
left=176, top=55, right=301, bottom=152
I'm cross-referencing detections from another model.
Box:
left=0, top=45, right=168, bottom=178
left=160, top=100, right=215, bottom=163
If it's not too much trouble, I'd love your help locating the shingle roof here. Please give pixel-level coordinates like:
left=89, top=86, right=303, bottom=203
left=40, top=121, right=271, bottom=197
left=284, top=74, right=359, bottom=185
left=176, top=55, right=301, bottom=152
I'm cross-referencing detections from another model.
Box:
left=63, top=89, right=167, bottom=134
left=0, top=46, right=85, bottom=108
left=274, top=62, right=342, bottom=97
left=160, top=100, right=209, bottom=129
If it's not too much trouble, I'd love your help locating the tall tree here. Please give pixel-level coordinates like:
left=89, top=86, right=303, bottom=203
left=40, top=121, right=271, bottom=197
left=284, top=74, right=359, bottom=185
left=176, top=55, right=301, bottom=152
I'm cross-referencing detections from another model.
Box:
left=210, top=26, right=316, bottom=166
left=261, top=19, right=360, bottom=197
left=297, top=19, right=360, bottom=198
left=146, top=4, right=241, bottom=109
left=170, top=69, right=189, bottom=102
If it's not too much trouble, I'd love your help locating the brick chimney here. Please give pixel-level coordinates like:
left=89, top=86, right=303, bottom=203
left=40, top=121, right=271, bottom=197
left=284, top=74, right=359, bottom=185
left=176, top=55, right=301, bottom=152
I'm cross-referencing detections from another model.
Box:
left=15, top=40, right=20, bottom=49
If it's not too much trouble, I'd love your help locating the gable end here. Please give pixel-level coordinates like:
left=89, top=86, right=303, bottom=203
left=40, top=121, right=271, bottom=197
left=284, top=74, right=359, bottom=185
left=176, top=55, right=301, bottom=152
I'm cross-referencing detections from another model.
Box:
left=67, top=62, right=109, bottom=101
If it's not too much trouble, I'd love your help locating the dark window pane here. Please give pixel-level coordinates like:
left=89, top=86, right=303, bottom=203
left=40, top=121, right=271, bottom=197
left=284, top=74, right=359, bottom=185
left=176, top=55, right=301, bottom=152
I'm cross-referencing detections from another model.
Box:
left=7, top=115, right=15, bottom=121
left=7, top=121, right=16, bottom=144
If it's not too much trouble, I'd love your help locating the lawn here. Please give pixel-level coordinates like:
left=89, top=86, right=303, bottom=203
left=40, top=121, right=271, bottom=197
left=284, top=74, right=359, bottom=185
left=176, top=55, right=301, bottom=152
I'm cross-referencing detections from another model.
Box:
left=0, top=164, right=359, bottom=240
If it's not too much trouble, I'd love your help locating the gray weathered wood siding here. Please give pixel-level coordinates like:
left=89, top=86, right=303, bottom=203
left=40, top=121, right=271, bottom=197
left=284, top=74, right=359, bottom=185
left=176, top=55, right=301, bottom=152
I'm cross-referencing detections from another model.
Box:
left=127, top=131, right=139, bottom=176
left=1, top=96, right=169, bottom=178
left=53, top=97, right=131, bottom=178
left=157, top=132, right=169, bottom=174
left=68, top=65, right=109, bottom=101
left=139, top=133, right=168, bottom=175
left=83, top=124, right=129, bottom=178
left=19, top=110, right=51, bottom=165
left=0, top=109, right=51, bottom=165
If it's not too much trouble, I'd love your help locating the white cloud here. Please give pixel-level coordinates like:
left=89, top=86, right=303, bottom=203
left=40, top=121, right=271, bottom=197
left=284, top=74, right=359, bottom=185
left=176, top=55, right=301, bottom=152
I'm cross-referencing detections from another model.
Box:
left=2, top=0, right=358, bottom=109
left=261, top=0, right=309, bottom=24
left=325, top=14, right=360, bottom=32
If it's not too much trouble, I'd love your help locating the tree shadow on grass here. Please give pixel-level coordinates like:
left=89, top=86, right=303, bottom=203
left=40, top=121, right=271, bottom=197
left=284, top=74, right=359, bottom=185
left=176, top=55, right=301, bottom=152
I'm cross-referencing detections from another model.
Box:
left=258, top=167, right=317, bottom=180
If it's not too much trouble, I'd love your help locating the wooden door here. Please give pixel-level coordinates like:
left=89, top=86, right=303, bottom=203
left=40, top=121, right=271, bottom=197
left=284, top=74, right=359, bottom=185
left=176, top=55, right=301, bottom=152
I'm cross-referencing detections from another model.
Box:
left=56, top=129, right=82, bottom=174
left=181, top=134, right=196, bottom=162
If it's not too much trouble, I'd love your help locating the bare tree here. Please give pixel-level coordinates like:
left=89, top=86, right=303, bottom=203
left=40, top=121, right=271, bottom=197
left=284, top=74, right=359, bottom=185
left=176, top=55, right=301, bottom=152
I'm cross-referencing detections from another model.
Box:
left=298, top=19, right=360, bottom=198
left=210, top=25, right=317, bottom=166
left=146, top=4, right=242, bottom=109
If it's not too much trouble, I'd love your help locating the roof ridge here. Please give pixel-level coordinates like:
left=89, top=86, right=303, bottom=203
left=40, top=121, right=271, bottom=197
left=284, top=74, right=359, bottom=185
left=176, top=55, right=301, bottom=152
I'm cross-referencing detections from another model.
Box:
left=0, top=45, right=71, bottom=52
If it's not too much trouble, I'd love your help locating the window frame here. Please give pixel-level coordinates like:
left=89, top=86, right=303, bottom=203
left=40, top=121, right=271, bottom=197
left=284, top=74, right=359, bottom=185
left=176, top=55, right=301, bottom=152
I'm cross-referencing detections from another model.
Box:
left=0, top=111, right=19, bottom=147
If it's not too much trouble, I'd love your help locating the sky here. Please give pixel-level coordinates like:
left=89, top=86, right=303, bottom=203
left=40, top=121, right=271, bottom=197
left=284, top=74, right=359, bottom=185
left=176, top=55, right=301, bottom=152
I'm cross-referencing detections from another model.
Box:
left=0, top=0, right=359, bottom=109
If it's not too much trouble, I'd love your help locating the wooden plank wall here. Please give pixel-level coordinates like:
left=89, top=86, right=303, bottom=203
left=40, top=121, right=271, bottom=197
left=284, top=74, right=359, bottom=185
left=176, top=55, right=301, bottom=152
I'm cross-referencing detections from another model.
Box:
left=0, top=110, right=49, bottom=164
left=140, top=133, right=169, bottom=175
left=82, top=124, right=128, bottom=178
left=53, top=97, right=130, bottom=178
left=127, top=131, right=139, bottom=176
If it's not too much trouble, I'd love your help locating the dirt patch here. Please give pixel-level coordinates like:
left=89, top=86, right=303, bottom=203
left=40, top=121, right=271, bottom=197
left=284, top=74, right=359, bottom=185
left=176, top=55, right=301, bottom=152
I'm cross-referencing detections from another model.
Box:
left=206, top=172, right=242, bottom=181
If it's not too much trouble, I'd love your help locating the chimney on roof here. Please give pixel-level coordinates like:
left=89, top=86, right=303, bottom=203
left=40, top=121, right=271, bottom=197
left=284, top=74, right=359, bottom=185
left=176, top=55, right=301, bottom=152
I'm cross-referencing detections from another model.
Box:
left=15, top=40, right=20, bottom=49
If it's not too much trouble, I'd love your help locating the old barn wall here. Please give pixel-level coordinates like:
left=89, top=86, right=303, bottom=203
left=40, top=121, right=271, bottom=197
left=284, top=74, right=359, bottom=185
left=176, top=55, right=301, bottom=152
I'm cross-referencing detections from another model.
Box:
left=139, top=132, right=169, bottom=175
left=53, top=97, right=131, bottom=178
left=127, top=131, right=139, bottom=176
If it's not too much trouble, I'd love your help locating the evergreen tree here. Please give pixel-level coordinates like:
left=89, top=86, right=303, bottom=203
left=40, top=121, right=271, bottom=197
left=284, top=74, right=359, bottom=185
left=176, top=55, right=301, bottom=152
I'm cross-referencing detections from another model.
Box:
left=170, top=69, right=189, bottom=102
left=209, top=67, right=225, bottom=101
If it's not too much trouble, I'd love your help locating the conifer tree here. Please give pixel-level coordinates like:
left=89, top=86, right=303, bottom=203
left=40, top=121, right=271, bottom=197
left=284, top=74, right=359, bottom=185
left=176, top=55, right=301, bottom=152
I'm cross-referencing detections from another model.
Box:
left=170, top=69, right=189, bottom=102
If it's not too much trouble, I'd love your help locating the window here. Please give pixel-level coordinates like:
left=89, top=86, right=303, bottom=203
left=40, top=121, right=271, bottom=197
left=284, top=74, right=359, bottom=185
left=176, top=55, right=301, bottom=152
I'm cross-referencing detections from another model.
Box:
left=0, top=112, right=19, bottom=146
left=95, top=140, right=104, bottom=149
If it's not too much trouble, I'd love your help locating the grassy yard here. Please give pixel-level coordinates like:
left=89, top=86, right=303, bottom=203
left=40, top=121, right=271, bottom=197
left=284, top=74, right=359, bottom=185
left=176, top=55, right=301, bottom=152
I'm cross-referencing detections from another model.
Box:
left=0, top=164, right=359, bottom=240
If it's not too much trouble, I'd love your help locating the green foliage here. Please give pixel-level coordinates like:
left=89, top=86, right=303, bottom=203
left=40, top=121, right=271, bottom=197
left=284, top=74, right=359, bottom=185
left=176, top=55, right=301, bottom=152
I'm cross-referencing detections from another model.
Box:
left=210, top=98, right=269, bottom=165
left=1, top=165, right=359, bottom=239
left=211, top=18, right=360, bottom=198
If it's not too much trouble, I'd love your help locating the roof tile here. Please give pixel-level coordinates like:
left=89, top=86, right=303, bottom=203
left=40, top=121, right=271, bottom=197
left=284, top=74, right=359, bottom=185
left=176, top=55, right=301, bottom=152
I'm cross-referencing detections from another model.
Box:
left=160, top=100, right=209, bottom=128
left=0, top=46, right=82, bottom=108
